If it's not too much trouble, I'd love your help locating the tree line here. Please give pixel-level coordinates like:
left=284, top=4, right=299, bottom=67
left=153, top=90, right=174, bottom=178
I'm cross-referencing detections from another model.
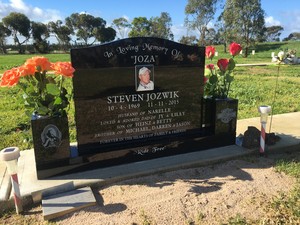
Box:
left=0, top=0, right=299, bottom=56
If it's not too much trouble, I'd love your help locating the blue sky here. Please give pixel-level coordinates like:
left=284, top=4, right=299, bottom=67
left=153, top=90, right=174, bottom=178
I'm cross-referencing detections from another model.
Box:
left=0, top=0, right=299, bottom=41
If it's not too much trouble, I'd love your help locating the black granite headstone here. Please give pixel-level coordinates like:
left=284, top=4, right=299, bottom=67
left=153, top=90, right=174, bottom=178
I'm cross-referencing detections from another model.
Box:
left=69, top=37, right=234, bottom=171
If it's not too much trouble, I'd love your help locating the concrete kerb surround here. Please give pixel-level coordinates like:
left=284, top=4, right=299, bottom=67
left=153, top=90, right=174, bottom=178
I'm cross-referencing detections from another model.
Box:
left=1, top=146, right=257, bottom=212
left=2, top=146, right=300, bottom=212
left=0, top=112, right=300, bottom=212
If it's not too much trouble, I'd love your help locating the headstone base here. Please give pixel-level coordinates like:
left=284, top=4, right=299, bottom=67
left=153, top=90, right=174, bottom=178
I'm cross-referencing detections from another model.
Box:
left=42, top=186, right=96, bottom=220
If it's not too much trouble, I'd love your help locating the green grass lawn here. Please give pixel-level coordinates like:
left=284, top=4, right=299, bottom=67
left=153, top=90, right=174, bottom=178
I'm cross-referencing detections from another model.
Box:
left=0, top=53, right=71, bottom=72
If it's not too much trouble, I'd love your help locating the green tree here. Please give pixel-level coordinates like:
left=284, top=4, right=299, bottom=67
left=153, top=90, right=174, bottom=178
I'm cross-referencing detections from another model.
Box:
left=95, top=27, right=116, bottom=43
left=0, top=22, right=11, bottom=54
left=32, top=22, right=49, bottom=41
left=65, top=13, right=106, bottom=46
left=185, top=0, right=219, bottom=46
left=128, top=13, right=173, bottom=40
left=178, top=35, right=198, bottom=45
left=215, top=13, right=230, bottom=53
left=128, top=17, right=151, bottom=37
left=205, top=28, right=217, bottom=45
left=112, top=17, right=131, bottom=39
left=31, top=22, right=50, bottom=53
left=283, top=32, right=300, bottom=41
left=2, top=12, right=31, bottom=53
left=150, top=12, right=174, bottom=40
left=48, top=20, right=73, bottom=51
left=222, top=0, right=265, bottom=57
left=265, top=26, right=284, bottom=42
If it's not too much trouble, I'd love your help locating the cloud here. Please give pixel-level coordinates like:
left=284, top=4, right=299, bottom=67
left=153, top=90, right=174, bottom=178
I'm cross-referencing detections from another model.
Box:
left=120, top=15, right=130, bottom=22
left=284, top=11, right=300, bottom=33
left=10, top=0, right=28, bottom=12
left=171, top=24, right=199, bottom=41
left=0, top=0, right=62, bottom=22
left=265, top=16, right=281, bottom=26
left=275, top=10, right=300, bottom=38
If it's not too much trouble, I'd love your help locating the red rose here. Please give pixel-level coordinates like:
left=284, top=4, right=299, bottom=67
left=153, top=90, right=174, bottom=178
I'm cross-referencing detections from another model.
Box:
left=203, top=76, right=208, bottom=84
left=206, top=64, right=215, bottom=70
left=217, top=59, right=229, bottom=72
left=229, top=42, right=242, bottom=56
left=205, top=46, right=215, bottom=59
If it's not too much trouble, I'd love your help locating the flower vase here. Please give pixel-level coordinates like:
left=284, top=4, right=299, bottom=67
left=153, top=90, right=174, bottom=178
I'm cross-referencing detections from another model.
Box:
left=202, top=97, right=238, bottom=144
left=31, top=115, right=70, bottom=179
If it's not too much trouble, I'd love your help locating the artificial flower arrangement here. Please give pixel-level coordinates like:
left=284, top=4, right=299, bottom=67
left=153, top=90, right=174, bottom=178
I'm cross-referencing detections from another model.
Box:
left=204, top=42, right=242, bottom=99
left=0, top=56, right=75, bottom=118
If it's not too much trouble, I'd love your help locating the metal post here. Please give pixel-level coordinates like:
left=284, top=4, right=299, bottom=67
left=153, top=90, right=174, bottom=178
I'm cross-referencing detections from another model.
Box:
left=258, top=106, right=271, bottom=155
left=0, top=147, right=23, bottom=214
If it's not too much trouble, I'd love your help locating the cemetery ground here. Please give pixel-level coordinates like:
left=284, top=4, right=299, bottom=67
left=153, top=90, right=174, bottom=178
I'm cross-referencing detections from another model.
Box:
left=1, top=151, right=300, bottom=224
left=0, top=41, right=300, bottom=224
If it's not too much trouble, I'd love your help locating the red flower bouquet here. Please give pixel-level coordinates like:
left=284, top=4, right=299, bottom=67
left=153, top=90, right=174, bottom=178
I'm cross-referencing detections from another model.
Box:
left=204, top=42, right=242, bottom=99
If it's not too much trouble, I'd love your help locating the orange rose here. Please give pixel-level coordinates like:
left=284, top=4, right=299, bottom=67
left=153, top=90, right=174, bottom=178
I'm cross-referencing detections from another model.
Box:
left=205, top=46, right=215, bottom=59
left=0, top=68, right=20, bottom=86
left=24, top=56, right=51, bottom=73
left=229, top=42, right=242, bottom=57
left=16, top=66, right=31, bottom=77
left=51, top=62, right=75, bottom=78
left=217, top=59, right=229, bottom=72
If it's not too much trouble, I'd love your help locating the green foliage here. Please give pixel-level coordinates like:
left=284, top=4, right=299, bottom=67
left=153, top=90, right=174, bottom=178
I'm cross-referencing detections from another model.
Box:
left=112, top=17, right=131, bottom=39
left=140, top=210, right=153, bottom=225
left=221, top=0, right=265, bottom=56
left=231, top=64, right=300, bottom=119
left=95, top=26, right=116, bottom=43
left=0, top=54, right=71, bottom=73
left=225, top=214, right=249, bottom=225
left=275, top=154, right=300, bottom=179
left=48, top=20, right=72, bottom=51
left=0, top=78, right=75, bottom=150
left=264, top=185, right=300, bottom=224
left=65, top=13, right=114, bottom=46
left=31, top=22, right=49, bottom=42
left=19, top=72, right=71, bottom=117
left=283, top=32, right=300, bottom=41
left=0, top=57, right=74, bottom=118
left=2, top=12, right=31, bottom=53
left=185, top=0, right=218, bottom=45
left=265, top=25, right=284, bottom=42
left=0, top=22, right=11, bottom=54
left=2, top=12, right=30, bottom=38
left=0, top=208, right=57, bottom=225
left=128, top=17, right=151, bottom=37
left=150, top=12, right=174, bottom=40
left=205, top=58, right=236, bottom=98
left=261, top=154, right=300, bottom=224
left=128, top=13, right=174, bottom=39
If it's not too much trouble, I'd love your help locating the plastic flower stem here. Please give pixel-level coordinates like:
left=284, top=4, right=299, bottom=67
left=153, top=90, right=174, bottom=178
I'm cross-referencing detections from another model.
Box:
left=227, top=82, right=231, bottom=98
left=59, top=75, right=64, bottom=92
left=221, top=71, right=226, bottom=98
left=269, top=63, right=280, bottom=133
left=41, top=71, right=47, bottom=95
left=224, top=74, right=227, bottom=97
